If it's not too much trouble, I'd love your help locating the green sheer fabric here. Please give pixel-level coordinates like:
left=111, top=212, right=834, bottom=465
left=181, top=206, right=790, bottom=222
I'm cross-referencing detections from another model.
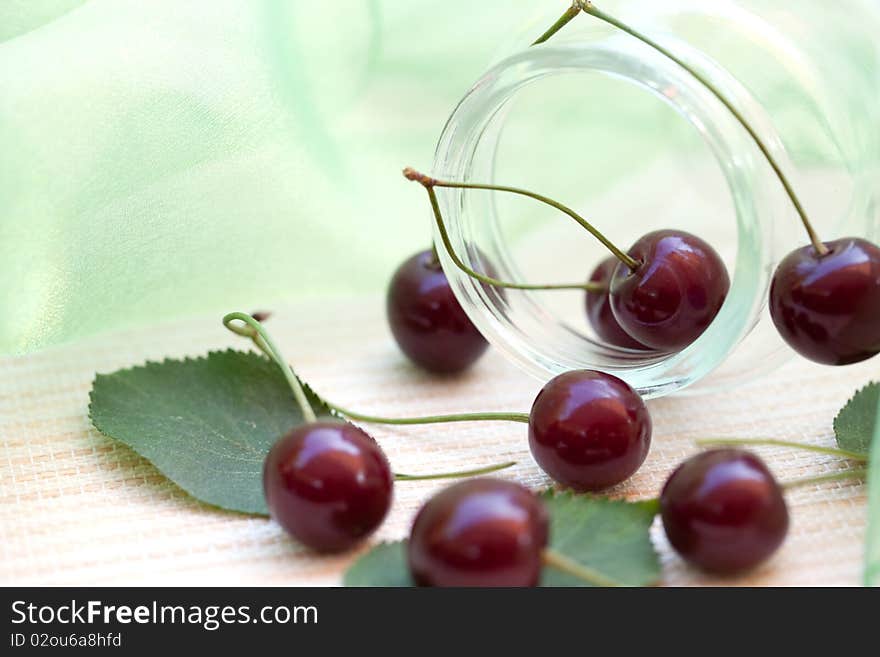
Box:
left=0, top=0, right=551, bottom=354
left=2, top=1, right=877, bottom=355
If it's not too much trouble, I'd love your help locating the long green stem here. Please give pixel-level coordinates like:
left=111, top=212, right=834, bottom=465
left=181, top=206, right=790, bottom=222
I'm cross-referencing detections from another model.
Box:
left=782, top=468, right=867, bottom=491
left=222, top=312, right=317, bottom=423
left=394, top=461, right=517, bottom=481
left=425, top=185, right=602, bottom=291
left=695, top=437, right=867, bottom=462
left=411, top=168, right=638, bottom=270
left=582, top=2, right=828, bottom=256
left=224, top=315, right=532, bottom=428
left=405, top=167, right=638, bottom=288
left=225, top=315, right=275, bottom=361
left=223, top=315, right=520, bottom=482
left=541, top=548, right=622, bottom=587
left=331, top=403, right=530, bottom=426
left=533, top=1, right=583, bottom=45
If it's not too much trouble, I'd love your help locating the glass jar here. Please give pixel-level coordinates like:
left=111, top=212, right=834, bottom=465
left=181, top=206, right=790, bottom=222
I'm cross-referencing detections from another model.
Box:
left=431, top=0, right=880, bottom=398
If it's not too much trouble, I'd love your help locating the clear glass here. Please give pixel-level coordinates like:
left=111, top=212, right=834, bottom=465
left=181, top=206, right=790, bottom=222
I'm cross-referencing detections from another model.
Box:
left=432, top=0, right=880, bottom=398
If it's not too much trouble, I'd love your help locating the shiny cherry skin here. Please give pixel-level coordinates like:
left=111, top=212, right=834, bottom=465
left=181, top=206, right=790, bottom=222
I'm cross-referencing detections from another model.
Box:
left=660, top=449, right=789, bottom=574
left=387, top=249, right=488, bottom=373
left=407, top=478, right=549, bottom=587
left=263, top=421, right=393, bottom=553
left=528, top=370, right=651, bottom=491
left=610, top=230, right=730, bottom=351
left=769, top=237, right=880, bottom=365
left=586, top=257, right=651, bottom=350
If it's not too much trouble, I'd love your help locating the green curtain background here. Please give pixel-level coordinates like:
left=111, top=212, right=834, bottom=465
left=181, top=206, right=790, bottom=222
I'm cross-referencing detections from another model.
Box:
left=1, top=0, right=551, bottom=354
left=2, top=1, right=877, bottom=355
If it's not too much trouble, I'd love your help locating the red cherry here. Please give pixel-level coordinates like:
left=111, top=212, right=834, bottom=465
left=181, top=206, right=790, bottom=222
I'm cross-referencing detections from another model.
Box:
left=263, top=421, right=393, bottom=552
left=407, top=478, right=549, bottom=587
left=387, top=249, right=488, bottom=373
left=528, top=370, right=651, bottom=491
left=770, top=237, right=880, bottom=365
left=660, top=449, right=789, bottom=574
left=610, top=230, right=730, bottom=351
left=586, top=257, right=651, bottom=350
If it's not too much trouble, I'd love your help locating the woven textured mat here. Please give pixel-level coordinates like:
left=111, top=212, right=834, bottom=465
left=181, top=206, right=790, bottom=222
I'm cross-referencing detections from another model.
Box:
left=0, top=297, right=872, bottom=586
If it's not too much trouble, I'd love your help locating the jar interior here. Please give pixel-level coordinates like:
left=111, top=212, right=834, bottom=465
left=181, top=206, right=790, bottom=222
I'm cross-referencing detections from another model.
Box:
left=433, top=39, right=802, bottom=397
left=490, top=72, right=738, bottom=351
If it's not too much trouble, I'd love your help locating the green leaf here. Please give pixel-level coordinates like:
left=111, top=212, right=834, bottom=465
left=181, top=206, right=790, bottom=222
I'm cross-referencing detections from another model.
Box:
left=344, top=542, right=414, bottom=587
left=834, top=382, right=879, bottom=456
left=539, top=491, right=661, bottom=586
left=865, top=391, right=880, bottom=586
left=832, top=382, right=880, bottom=586
left=343, top=493, right=661, bottom=587
left=88, top=350, right=334, bottom=515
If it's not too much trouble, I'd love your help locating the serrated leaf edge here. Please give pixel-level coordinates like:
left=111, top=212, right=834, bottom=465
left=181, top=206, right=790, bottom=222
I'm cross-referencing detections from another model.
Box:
left=88, top=349, right=340, bottom=424
left=541, top=488, right=662, bottom=587
left=833, top=381, right=879, bottom=454
left=86, top=349, right=337, bottom=517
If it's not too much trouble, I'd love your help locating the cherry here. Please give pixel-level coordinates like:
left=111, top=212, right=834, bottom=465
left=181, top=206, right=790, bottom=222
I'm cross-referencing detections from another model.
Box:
left=387, top=249, right=489, bottom=374
left=586, top=257, right=651, bottom=350
left=407, top=478, right=549, bottom=587
left=769, top=238, right=880, bottom=366
left=263, top=420, right=393, bottom=553
left=562, top=5, right=880, bottom=363
left=405, top=170, right=730, bottom=354
left=500, top=4, right=880, bottom=365
left=223, top=311, right=521, bottom=554
left=610, top=230, right=730, bottom=351
left=660, top=449, right=789, bottom=574
left=528, top=370, right=651, bottom=491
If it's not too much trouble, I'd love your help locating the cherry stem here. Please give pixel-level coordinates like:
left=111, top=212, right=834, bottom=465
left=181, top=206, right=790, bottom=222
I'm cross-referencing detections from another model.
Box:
left=427, top=185, right=604, bottom=291
left=222, top=319, right=518, bottom=483
left=541, top=547, right=622, bottom=587
left=394, top=461, right=517, bottom=481
left=405, top=167, right=638, bottom=280
left=582, top=3, right=828, bottom=256
left=782, top=467, right=867, bottom=491
left=329, top=403, right=530, bottom=426
left=695, top=437, right=867, bottom=462
left=532, top=1, right=582, bottom=45
left=425, top=185, right=602, bottom=291
left=222, top=312, right=317, bottom=424
left=224, top=314, right=532, bottom=428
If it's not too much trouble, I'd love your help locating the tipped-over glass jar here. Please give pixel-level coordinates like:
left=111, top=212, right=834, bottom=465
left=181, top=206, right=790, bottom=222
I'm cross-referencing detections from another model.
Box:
left=431, top=0, right=880, bottom=398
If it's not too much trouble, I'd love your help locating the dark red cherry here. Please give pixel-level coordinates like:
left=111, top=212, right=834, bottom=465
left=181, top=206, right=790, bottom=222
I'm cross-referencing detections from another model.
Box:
left=528, top=370, right=651, bottom=491
left=263, top=421, right=393, bottom=552
left=769, top=237, right=880, bottom=365
left=660, top=449, right=789, bottom=574
left=387, top=249, right=488, bottom=373
left=407, top=478, right=549, bottom=587
left=610, top=230, right=730, bottom=351
left=586, top=257, right=651, bottom=350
